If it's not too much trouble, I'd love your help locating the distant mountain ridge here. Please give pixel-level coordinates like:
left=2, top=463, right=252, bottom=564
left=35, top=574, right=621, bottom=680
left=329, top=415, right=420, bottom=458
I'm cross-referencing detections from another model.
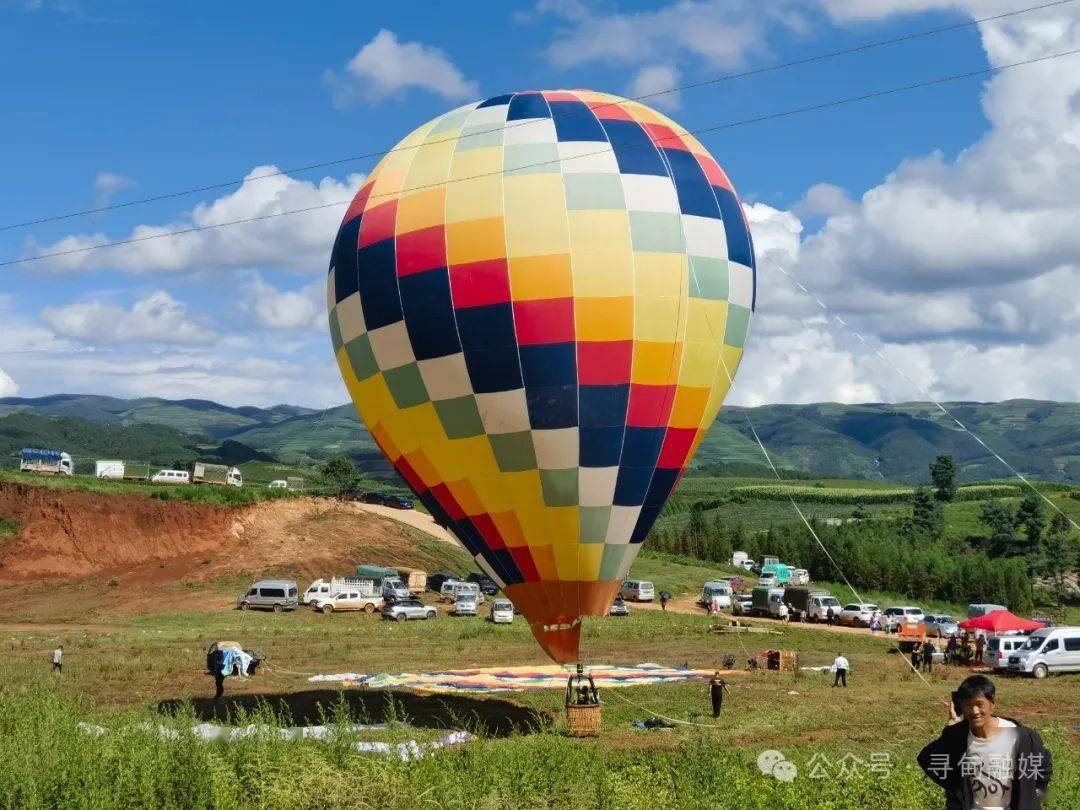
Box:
left=3, top=394, right=1079, bottom=484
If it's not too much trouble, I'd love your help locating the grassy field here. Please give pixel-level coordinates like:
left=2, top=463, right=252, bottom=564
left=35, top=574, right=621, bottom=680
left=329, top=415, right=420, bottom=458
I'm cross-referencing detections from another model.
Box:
left=2, top=550, right=1077, bottom=808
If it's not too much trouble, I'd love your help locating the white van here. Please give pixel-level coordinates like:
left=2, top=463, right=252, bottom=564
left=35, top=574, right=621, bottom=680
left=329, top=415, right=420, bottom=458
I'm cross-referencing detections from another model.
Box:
left=1007, top=627, right=1080, bottom=678
left=268, top=480, right=289, bottom=489
left=620, top=580, right=655, bottom=602
left=700, top=581, right=732, bottom=608
left=985, top=635, right=1030, bottom=671
left=490, top=598, right=514, bottom=624
left=152, top=469, right=190, bottom=485
left=790, top=568, right=810, bottom=585
left=441, top=580, right=483, bottom=603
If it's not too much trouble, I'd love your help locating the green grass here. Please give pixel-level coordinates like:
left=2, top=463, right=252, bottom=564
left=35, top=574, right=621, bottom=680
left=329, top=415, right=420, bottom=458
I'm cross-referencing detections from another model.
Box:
left=0, top=516, right=18, bottom=536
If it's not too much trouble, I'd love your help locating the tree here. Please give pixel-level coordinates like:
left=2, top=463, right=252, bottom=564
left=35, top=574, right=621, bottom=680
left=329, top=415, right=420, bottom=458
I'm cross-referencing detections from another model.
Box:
left=1015, top=494, right=1047, bottom=547
left=929, top=454, right=957, bottom=502
left=978, top=499, right=1017, bottom=557
left=1034, top=512, right=1080, bottom=606
left=314, top=454, right=360, bottom=495
left=909, top=487, right=944, bottom=540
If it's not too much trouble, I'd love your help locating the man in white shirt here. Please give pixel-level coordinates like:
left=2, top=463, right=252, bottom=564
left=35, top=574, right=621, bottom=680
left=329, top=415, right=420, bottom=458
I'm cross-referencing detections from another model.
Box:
left=51, top=645, right=63, bottom=673
left=832, top=653, right=849, bottom=687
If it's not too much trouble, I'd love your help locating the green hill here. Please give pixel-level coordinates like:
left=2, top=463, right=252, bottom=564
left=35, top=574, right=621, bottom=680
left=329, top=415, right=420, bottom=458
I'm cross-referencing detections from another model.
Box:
left=4, top=394, right=1080, bottom=484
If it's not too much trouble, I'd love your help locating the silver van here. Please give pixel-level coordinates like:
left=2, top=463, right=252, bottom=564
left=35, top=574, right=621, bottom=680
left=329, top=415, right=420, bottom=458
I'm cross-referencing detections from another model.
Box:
left=620, top=580, right=655, bottom=602
left=985, top=635, right=1029, bottom=671
left=1007, top=627, right=1080, bottom=678
left=237, top=579, right=298, bottom=612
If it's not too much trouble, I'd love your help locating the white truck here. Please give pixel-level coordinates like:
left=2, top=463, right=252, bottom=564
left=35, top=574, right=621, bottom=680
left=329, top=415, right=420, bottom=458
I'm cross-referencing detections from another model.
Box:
left=192, top=462, right=243, bottom=488
left=302, top=577, right=379, bottom=605
left=95, top=460, right=125, bottom=479
left=20, top=448, right=73, bottom=476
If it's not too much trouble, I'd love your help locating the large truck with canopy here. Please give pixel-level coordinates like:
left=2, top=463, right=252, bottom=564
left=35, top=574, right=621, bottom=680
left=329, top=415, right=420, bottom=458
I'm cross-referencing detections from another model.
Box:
left=20, top=448, right=73, bottom=476
left=751, top=585, right=788, bottom=618
left=192, top=462, right=243, bottom=487
left=783, top=586, right=841, bottom=622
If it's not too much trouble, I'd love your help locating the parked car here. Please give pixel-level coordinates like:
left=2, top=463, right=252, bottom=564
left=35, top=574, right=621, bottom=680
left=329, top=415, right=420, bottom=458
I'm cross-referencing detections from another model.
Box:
left=152, top=469, right=190, bottom=485
left=985, top=634, right=1030, bottom=671
left=382, top=599, right=437, bottom=622
left=738, top=559, right=755, bottom=571
left=427, top=572, right=459, bottom=593
left=441, top=580, right=484, bottom=603
left=1007, top=627, right=1080, bottom=678
left=620, top=580, right=655, bottom=602
left=757, top=572, right=778, bottom=588
left=838, top=602, right=879, bottom=627
left=452, top=595, right=479, bottom=617
left=466, top=572, right=500, bottom=596
left=237, top=579, right=298, bottom=612
left=789, top=568, right=810, bottom=586
left=883, top=606, right=925, bottom=630
left=338, top=489, right=377, bottom=502
left=700, top=581, right=733, bottom=608
left=610, top=597, right=630, bottom=616
left=924, top=614, right=960, bottom=638
left=313, top=590, right=384, bottom=614
left=382, top=494, right=414, bottom=509
left=732, top=594, right=754, bottom=615
left=490, top=598, right=515, bottom=623
left=268, top=479, right=289, bottom=489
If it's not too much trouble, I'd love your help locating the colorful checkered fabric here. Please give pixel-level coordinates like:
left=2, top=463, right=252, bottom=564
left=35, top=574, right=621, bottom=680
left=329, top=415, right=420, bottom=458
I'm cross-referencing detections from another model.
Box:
left=328, top=90, right=754, bottom=662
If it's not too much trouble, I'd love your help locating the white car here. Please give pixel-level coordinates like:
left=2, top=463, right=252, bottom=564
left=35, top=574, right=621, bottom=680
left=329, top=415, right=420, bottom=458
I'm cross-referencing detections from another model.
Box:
left=490, top=599, right=514, bottom=623
left=883, top=606, right=925, bottom=630
left=453, top=595, right=479, bottom=616
left=985, top=635, right=1030, bottom=671
left=790, top=568, right=810, bottom=585
left=757, top=572, right=778, bottom=588
left=732, top=594, right=753, bottom=616
left=151, top=469, right=189, bottom=485
left=312, top=590, right=384, bottom=614
left=700, top=581, right=733, bottom=608
left=838, top=602, right=879, bottom=627
left=268, top=479, right=288, bottom=489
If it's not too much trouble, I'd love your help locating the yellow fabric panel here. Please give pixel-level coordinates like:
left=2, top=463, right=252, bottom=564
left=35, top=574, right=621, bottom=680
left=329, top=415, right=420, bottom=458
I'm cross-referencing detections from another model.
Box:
left=669, top=386, right=711, bottom=429
left=553, top=535, right=582, bottom=580
left=621, top=100, right=667, bottom=125
left=446, top=217, right=506, bottom=265
left=448, top=146, right=503, bottom=179
left=634, top=252, right=685, bottom=298
left=576, top=543, right=603, bottom=581
left=632, top=341, right=682, bottom=385
left=685, top=298, right=729, bottom=345
left=369, top=146, right=416, bottom=200
left=547, top=506, right=580, bottom=547
left=510, top=254, right=573, bottom=300
left=369, top=421, right=401, bottom=464
left=445, top=172, right=503, bottom=222
left=403, top=448, right=440, bottom=490
left=492, top=510, right=528, bottom=549
left=575, top=296, right=633, bottom=341
left=448, top=479, right=485, bottom=517
left=717, top=344, right=743, bottom=387
left=567, top=210, right=633, bottom=296
left=634, top=295, right=681, bottom=343
left=678, top=341, right=720, bottom=388
left=395, top=187, right=446, bottom=235
left=504, top=174, right=569, bottom=256
left=529, top=544, right=558, bottom=581
left=405, top=139, right=456, bottom=192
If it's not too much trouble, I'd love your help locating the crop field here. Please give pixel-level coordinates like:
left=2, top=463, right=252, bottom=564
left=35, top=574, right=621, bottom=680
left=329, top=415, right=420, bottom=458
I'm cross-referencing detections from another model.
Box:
left=2, top=550, right=1077, bottom=809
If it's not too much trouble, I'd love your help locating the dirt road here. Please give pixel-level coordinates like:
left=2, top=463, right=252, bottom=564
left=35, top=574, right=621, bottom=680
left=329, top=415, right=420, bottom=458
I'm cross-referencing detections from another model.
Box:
left=347, top=502, right=459, bottom=546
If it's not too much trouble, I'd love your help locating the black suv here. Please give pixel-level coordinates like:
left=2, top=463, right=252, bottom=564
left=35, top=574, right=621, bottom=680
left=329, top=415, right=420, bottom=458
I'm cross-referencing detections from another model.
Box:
left=382, top=494, right=414, bottom=510
left=466, top=572, right=500, bottom=596
left=427, top=572, right=459, bottom=592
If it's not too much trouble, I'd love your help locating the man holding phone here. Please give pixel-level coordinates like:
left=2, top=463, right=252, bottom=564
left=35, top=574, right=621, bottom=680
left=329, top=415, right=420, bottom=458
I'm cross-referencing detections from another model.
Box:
left=917, top=675, right=1052, bottom=809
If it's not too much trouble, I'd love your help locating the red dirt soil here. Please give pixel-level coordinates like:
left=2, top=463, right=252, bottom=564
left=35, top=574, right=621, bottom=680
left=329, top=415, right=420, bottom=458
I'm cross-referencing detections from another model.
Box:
left=0, top=481, right=466, bottom=588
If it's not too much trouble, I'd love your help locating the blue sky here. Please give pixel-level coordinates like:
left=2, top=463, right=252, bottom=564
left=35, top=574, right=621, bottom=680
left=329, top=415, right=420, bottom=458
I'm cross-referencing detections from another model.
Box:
left=2, top=0, right=1078, bottom=407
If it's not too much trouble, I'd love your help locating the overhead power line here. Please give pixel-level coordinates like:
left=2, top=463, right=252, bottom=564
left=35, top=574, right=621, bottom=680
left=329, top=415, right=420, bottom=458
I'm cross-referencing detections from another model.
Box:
left=0, top=0, right=1073, bottom=233
left=4, top=44, right=1079, bottom=270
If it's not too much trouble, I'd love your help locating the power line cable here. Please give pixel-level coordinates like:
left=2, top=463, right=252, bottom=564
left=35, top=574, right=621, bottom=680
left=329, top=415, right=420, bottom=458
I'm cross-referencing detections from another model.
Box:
left=5, top=44, right=1080, bottom=270
left=1, top=0, right=1071, bottom=233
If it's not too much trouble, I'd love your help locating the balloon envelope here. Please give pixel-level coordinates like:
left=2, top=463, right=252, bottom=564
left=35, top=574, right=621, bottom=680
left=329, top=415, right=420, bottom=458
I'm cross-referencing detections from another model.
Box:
left=328, top=90, right=755, bottom=662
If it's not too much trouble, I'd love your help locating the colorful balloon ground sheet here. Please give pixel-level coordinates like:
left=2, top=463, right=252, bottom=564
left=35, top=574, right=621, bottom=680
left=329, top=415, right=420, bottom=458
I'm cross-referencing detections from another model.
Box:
left=309, top=663, right=725, bottom=694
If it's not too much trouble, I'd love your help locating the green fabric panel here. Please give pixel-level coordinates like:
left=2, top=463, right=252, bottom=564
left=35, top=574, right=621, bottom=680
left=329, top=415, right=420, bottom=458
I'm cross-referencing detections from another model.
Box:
left=383, top=363, right=429, bottom=409
left=564, top=173, right=625, bottom=210
left=578, top=506, right=611, bottom=543
left=430, top=108, right=472, bottom=133
left=724, top=304, right=751, bottom=348
left=434, top=396, right=485, bottom=439
left=456, top=124, right=503, bottom=151
left=691, top=255, right=729, bottom=301
left=629, top=211, right=684, bottom=253
left=489, top=431, right=538, bottom=473
left=599, top=544, right=631, bottom=581
left=345, top=333, right=379, bottom=382
left=504, top=143, right=560, bottom=175
left=328, top=308, right=343, bottom=353
left=540, top=467, right=579, bottom=507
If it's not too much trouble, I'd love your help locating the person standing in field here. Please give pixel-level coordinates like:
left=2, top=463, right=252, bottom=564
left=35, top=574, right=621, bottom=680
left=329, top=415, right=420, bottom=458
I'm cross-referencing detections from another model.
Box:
left=974, top=633, right=986, bottom=666
left=918, top=674, right=1052, bottom=809
left=832, top=653, right=849, bottom=687
left=826, top=605, right=836, bottom=625
left=660, top=592, right=669, bottom=611
left=51, top=645, right=62, bottom=673
left=709, top=672, right=728, bottom=718
left=922, top=639, right=936, bottom=673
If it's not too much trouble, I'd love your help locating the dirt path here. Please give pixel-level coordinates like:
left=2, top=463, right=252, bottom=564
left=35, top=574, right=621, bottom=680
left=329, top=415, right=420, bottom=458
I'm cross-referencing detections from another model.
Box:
left=629, top=596, right=879, bottom=637
left=347, top=502, right=459, bottom=546
left=0, top=622, right=125, bottom=634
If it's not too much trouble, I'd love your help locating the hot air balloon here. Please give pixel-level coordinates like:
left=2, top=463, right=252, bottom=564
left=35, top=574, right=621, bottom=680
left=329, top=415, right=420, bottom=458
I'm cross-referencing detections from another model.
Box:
left=327, top=90, right=755, bottom=663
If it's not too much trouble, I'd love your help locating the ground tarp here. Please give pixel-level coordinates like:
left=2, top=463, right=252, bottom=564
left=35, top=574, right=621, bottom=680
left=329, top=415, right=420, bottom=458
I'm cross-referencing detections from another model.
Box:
left=308, top=663, right=724, bottom=693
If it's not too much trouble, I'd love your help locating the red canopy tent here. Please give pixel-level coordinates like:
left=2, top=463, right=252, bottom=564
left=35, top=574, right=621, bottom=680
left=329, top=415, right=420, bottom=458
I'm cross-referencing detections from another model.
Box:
left=958, top=610, right=1045, bottom=633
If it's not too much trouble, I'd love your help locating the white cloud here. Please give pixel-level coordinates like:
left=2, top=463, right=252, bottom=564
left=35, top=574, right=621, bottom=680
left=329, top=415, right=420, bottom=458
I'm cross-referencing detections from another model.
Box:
left=324, top=29, right=479, bottom=107
left=244, top=274, right=325, bottom=332
left=793, top=182, right=857, bottom=219
left=0, top=368, right=17, bottom=397
left=94, top=171, right=135, bottom=207
left=41, top=290, right=215, bottom=345
left=627, top=65, right=682, bottom=110
left=26, top=167, right=366, bottom=275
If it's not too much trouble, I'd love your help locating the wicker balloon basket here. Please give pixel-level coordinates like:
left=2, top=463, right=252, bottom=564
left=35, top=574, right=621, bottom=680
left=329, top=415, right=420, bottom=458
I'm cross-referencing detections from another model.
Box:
left=566, top=703, right=603, bottom=737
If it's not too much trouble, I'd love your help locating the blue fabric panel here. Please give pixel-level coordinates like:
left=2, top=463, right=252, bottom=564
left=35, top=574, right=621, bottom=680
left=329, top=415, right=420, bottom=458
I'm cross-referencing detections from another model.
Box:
left=355, top=238, right=401, bottom=330
left=399, top=269, right=461, bottom=361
